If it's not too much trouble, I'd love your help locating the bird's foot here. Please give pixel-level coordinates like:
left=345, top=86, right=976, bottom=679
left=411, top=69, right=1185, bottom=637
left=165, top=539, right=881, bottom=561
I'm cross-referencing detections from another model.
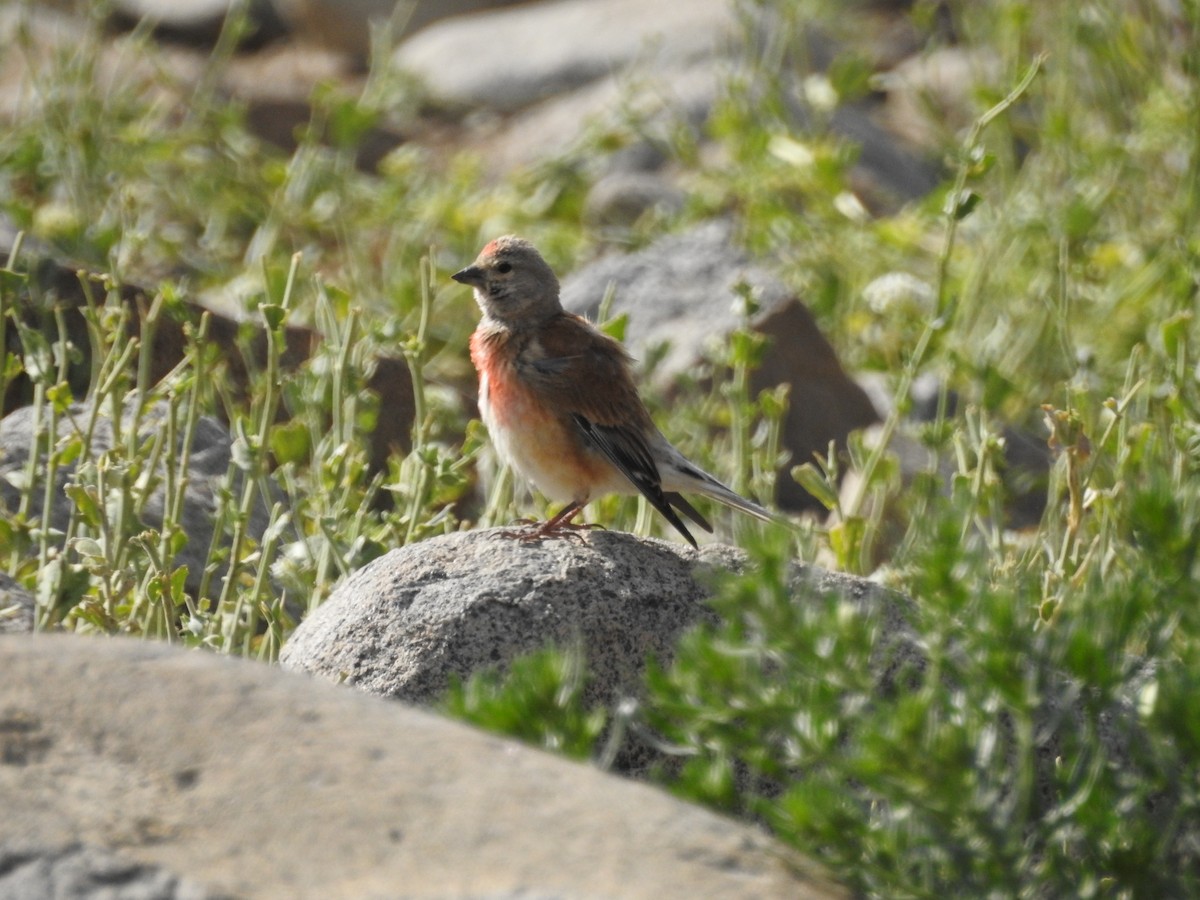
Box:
left=499, top=511, right=604, bottom=547
left=499, top=517, right=605, bottom=545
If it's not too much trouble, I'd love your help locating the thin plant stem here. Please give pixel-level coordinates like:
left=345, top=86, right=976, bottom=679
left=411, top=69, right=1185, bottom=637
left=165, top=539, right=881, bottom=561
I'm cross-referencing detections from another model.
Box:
left=402, top=253, right=434, bottom=545
left=217, top=252, right=300, bottom=652
left=845, top=54, right=1046, bottom=522
left=0, top=231, right=23, bottom=410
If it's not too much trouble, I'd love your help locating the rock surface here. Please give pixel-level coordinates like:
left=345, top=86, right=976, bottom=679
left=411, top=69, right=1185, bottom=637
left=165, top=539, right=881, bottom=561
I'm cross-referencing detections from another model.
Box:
left=0, top=572, right=35, bottom=634
left=393, top=0, right=740, bottom=113
left=273, top=0, right=530, bottom=59
left=0, top=635, right=846, bottom=899
left=280, top=527, right=914, bottom=709
left=0, top=842, right=216, bottom=900
left=109, top=0, right=288, bottom=47
left=391, top=0, right=938, bottom=206
left=457, top=57, right=721, bottom=177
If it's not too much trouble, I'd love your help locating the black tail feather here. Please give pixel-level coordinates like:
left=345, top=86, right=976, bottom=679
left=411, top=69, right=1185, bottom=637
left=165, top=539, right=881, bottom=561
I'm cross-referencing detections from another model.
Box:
left=665, top=492, right=712, bottom=534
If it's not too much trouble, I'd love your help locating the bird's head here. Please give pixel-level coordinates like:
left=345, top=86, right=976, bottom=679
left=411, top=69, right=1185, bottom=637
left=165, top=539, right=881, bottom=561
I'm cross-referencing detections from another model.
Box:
left=452, top=235, right=562, bottom=327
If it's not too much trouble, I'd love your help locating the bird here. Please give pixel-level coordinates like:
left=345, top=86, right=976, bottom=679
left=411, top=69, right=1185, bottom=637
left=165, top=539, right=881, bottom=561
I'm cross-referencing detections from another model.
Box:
left=452, top=235, right=773, bottom=549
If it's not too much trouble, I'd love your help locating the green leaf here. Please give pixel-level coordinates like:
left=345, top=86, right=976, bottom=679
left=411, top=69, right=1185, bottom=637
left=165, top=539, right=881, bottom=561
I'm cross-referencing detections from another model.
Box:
left=269, top=419, right=311, bottom=466
left=260, top=303, right=286, bottom=331
left=170, top=565, right=189, bottom=604
left=2, top=352, right=22, bottom=381
left=966, top=145, right=996, bottom=177
left=791, top=463, right=839, bottom=511
left=230, top=424, right=255, bottom=471
left=827, top=53, right=873, bottom=102
left=19, top=328, right=52, bottom=381
left=598, top=312, right=628, bottom=342
left=0, top=267, right=29, bottom=291
left=57, top=437, right=84, bottom=468
left=945, top=188, right=983, bottom=220
left=46, top=382, right=74, bottom=413
left=36, top=557, right=61, bottom=612
left=70, top=536, right=104, bottom=561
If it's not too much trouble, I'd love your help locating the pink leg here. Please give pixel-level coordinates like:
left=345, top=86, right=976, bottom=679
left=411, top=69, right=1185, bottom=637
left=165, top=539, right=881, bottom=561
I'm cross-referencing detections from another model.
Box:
left=500, top=502, right=604, bottom=544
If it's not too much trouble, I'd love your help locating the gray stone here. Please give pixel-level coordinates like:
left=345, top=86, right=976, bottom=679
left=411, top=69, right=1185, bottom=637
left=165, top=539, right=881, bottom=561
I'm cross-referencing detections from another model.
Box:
left=560, top=221, right=785, bottom=383
left=0, top=571, right=35, bottom=634
left=280, top=528, right=915, bottom=709
left=272, top=0, right=530, bottom=59
left=0, top=842, right=219, bottom=900
left=0, top=398, right=268, bottom=599
left=108, top=0, right=287, bottom=47
left=396, top=0, right=938, bottom=205
left=461, top=58, right=723, bottom=176
left=112, top=0, right=240, bottom=24
left=393, top=0, right=740, bottom=112
left=829, top=103, right=942, bottom=209
left=0, top=635, right=845, bottom=899
left=282, top=528, right=725, bottom=705
left=583, top=170, right=687, bottom=229
left=559, top=220, right=880, bottom=510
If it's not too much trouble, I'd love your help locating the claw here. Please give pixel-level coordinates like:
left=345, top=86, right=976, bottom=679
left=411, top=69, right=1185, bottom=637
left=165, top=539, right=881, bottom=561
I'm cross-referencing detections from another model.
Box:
left=499, top=525, right=586, bottom=544
left=496, top=502, right=602, bottom=545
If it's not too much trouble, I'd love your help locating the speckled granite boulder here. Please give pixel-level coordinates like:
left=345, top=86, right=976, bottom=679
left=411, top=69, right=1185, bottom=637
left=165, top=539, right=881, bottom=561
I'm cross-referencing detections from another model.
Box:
left=280, top=527, right=914, bottom=707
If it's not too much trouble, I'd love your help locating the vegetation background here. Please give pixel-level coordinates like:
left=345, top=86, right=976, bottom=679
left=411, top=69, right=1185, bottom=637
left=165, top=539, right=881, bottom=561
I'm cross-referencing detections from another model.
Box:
left=1, top=0, right=1198, bottom=895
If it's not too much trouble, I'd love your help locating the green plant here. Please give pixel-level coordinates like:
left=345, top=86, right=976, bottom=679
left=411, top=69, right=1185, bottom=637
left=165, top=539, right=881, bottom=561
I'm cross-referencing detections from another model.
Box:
left=441, top=647, right=607, bottom=760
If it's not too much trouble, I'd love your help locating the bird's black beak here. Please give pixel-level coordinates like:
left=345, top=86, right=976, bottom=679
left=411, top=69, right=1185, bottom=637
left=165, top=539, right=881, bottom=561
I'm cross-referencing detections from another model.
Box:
left=452, top=265, right=484, bottom=287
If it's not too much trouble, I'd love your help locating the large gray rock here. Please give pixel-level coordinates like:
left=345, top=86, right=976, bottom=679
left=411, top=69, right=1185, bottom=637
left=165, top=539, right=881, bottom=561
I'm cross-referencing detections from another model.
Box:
left=560, top=221, right=880, bottom=511
left=583, top=170, right=688, bottom=230
left=0, top=635, right=845, bottom=899
left=283, top=529, right=724, bottom=705
left=393, top=0, right=740, bottom=112
left=280, top=528, right=914, bottom=709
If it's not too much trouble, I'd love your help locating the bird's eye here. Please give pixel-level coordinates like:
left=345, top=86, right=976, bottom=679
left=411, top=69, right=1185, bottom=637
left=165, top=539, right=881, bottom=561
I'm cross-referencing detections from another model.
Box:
left=496, top=261, right=512, bottom=274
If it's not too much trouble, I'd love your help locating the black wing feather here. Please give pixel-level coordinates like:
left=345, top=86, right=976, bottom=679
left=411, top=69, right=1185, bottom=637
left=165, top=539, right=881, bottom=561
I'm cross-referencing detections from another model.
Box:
left=571, top=413, right=707, bottom=548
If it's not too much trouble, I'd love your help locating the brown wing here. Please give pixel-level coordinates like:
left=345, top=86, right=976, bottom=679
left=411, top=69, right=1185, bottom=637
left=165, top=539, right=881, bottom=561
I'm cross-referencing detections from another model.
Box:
left=516, top=313, right=650, bottom=427
left=516, top=313, right=712, bottom=547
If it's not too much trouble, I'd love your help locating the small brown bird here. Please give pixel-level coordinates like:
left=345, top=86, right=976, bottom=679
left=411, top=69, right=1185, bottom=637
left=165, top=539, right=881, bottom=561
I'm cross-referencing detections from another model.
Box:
left=453, top=235, right=772, bottom=548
